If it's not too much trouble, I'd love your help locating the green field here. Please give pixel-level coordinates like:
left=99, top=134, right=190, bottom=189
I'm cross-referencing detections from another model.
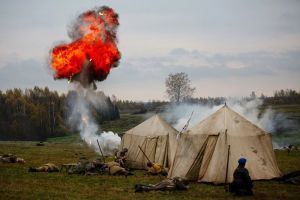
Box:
left=100, top=114, right=145, bottom=136
left=0, top=142, right=299, bottom=200
left=1, top=105, right=300, bottom=199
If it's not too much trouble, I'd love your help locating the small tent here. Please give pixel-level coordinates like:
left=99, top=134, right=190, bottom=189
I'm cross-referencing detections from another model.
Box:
left=121, top=114, right=178, bottom=169
left=168, top=105, right=281, bottom=183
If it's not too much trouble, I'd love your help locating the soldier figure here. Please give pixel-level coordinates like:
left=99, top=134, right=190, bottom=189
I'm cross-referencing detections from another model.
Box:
left=135, top=177, right=189, bottom=192
left=68, top=156, right=93, bottom=175
left=229, top=158, right=253, bottom=196
left=145, top=161, right=168, bottom=176
left=29, top=163, right=59, bottom=172
left=106, top=161, right=133, bottom=177
left=66, top=157, right=107, bottom=175
left=0, top=154, right=25, bottom=164
left=115, top=148, right=128, bottom=168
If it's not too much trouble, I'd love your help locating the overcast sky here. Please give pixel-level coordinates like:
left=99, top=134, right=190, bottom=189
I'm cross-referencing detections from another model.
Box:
left=0, top=0, right=299, bottom=101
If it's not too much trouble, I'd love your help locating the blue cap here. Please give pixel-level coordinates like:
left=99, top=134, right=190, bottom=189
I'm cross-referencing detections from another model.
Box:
left=238, top=158, right=247, bottom=165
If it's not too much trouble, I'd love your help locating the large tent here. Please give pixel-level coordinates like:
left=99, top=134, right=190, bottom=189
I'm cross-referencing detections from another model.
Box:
left=168, top=105, right=281, bottom=184
left=121, top=114, right=178, bottom=169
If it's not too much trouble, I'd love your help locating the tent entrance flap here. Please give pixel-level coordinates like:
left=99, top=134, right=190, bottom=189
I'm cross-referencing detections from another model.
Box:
left=185, top=138, right=209, bottom=180
left=198, top=135, right=218, bottom=180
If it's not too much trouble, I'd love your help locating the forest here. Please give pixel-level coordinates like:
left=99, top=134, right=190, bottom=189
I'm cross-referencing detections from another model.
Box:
left=0, top=87, right=300, bottom=141
left=0, top=87, right=119, bottom=141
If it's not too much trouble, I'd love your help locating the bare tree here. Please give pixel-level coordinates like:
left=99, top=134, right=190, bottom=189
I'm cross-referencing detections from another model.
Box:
left=165, top=72, right=195, bottom=103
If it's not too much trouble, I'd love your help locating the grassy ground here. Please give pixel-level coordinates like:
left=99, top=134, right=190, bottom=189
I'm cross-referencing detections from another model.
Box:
left=1, top=105, right=300, bottom=199
left=267, top=104, right=300, bottom=120
left=0, top=142, right=299, bottom=200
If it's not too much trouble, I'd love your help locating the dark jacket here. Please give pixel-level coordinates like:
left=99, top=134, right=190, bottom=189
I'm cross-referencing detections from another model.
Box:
left=230, top=166, right=253, bottom=196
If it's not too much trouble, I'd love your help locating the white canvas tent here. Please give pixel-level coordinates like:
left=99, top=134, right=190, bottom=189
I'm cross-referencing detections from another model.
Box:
left=121, top=114, right=178, bottom=169
left=168, top=105, right=282, bottom=184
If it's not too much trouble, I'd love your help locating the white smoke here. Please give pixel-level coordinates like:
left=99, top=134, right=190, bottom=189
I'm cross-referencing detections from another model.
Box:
left=67, top=84, right=121, bottom=155
left=226, top=98, right=275, bottom=132
left=162, top=98, right=282, bottom=134
left=162, top=98, right=300, bottom=148
left=162, top=103, right=222, bottom=131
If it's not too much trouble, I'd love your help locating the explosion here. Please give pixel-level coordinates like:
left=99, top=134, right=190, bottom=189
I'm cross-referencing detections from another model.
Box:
left=50, top=6, right=121, bottom=89
left=50, top=6, right=122, bottom=154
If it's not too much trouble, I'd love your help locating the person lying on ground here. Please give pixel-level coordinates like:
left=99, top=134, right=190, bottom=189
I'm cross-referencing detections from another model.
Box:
left=67, top=157, right=106, bottom=175
left=29, top=163, right=59, bottom=172
left=0, top=154, right=25, bottom=164
left=135, top=177, right=189, bottom=192
left=276, top=170, right=300, bottom=185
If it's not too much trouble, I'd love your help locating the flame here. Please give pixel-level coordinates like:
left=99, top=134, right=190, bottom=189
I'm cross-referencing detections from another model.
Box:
left=81, top=115, right=88, bottom=126
left=50, top=6, right=120, bottom=82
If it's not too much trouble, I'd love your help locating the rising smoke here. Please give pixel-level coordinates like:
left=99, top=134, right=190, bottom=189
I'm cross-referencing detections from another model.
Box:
left=49, top=6, right=122, bottom=155
left=67, top=84, right=121, bottom=155
left=162, top=98, right=299, bottom=148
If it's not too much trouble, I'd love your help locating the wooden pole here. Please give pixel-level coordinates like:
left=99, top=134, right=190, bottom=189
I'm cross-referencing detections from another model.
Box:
left=97, top=139, right=106, bottom=163
left=224, top=144, right=231, bottom=192
left=138, top=145, right=151, bottom=163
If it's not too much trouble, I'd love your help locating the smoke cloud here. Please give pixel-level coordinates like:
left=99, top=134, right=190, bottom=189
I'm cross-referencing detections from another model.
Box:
left=162, top=98, right=299, bottom=148
left=67, top=84, right=121, bottom=155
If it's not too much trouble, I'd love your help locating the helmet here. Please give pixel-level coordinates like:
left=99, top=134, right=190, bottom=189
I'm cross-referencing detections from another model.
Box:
left=238, top=158, right=247, bottom=165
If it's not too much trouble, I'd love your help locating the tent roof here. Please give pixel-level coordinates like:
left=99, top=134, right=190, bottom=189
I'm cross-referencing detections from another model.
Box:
left=125, top=114, right=178, bottom=136
left=187, top=105, right=267, bottom=136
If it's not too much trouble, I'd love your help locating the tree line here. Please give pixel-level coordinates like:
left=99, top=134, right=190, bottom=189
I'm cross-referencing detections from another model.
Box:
left=0, top=87, right=119, bottom=141
left=0, top=84, right=299, bottom=141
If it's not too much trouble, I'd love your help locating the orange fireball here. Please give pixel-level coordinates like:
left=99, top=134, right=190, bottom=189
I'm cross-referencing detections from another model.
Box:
left=50, top=6, right=120, bottom=85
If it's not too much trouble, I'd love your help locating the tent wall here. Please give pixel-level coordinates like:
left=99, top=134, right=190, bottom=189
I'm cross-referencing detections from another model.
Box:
left=198, top=132, right=230, bottom=183
left=198, top=135, right=219, bottom=180
left=168, top=106, right=282, bottom=183
left=167, top=132, right=178, bottom=168
left=168, top=134, right=209, bottom=179
left=121, top=114, right=179, bottom=170
left=199, top=134, right=281, bottom=183
left=169, top=132, right=282, bottom=183
left=121, top=134, right=169, bottom=169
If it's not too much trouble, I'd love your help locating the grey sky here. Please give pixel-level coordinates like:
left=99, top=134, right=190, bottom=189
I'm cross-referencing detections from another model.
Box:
left=0, top=0, right=299, bottom=100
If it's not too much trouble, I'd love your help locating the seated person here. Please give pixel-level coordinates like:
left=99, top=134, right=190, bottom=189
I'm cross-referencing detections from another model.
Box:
left=135, top=177, right=189, bottom=192
left=29, top=163, right=59, bottom=172
left=105, top=161, right=133, bottom=177
left=229, top=158, right=253, bottom=196
left=115, top=148, right=128, bottom=168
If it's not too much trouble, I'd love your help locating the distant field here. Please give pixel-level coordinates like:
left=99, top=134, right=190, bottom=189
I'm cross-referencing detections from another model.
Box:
left=0, top=142, right=299, bottom=200
left=262, top=104, right=300, bottom=147
left=266, top=104, right=300, bottom=121
left=100, top=114, right=145, bottom=136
